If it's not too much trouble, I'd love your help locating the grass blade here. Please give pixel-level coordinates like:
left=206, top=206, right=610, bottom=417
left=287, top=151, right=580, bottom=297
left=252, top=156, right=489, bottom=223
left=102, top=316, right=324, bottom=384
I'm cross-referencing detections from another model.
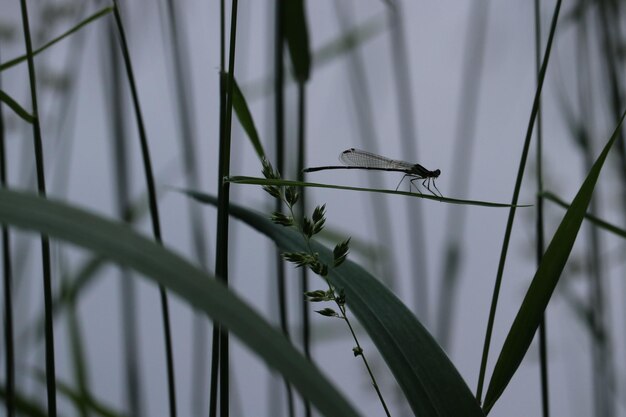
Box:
left=110, top=3, right=177, bottom=415
left=0, top=90, right=34, bottom=123
left=0, top=7, right=113, bottom=72
left=0, top=386, right=50, bottom=417
left=232, top=79, right=266, bottom=158
left=475, top=0, right=562, bottom=401
left=543, top=191, right=626, bottom=239
left=0, top=189, right=362, bottom=417
left=19, top=1, right=56, bottom=414
left=226, top=176, right=530, bottom=208
left=183, top=190, right=485, bottom=417
left=33, top=370, right=128, bottom=417
left=482, top=109, right=626, bottom=413
left=0, top=46, right=15, bottom=417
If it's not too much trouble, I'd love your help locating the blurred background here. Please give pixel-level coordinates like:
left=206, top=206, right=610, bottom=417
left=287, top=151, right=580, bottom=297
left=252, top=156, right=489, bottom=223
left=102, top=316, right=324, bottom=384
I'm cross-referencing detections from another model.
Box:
left=1, top=0, right=625, bottom=416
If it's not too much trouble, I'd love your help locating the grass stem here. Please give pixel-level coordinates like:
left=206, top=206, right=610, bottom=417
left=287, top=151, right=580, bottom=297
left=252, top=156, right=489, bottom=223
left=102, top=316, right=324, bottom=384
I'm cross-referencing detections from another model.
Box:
left=213, top=1, right=239, bottom=416
left=533, top=0, right=550, bottom=415
left=476, top=0, right=562, bottom=403
left=0, top=43, right=15, bottom=417
left=19, top=1, right=56, bottom=415
left=111, top=3, right=177, bottom=416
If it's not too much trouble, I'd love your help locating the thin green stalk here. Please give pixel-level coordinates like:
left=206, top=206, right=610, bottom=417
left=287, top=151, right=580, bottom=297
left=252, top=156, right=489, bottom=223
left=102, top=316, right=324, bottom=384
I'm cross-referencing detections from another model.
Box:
left=208, top=322, right=219, bottom=417
left=334, top=302, right=391, bottom=417
left=18, top=1, right=56, bottom=415
left=120, top=268, right=142, bottom=413
left=259, top=154, right=393, bottom=415
left=0, top=142, right=13, bottom=417
left=585, top=141, right=612, bottom=417
left=208, top=1, right=227, bottom=415
left=110, top=3, right=177, bottom=417
left=274, top=2, right=295, bottom=415
left=49, top=4, right=88, bottom=197
left=213, top=1, right=239, bottom=416
left=160, top=0, right=211, bottom=274
left=262, top=6, right=281, bottom=411
left=296, top=82, right=312, bottom=417
left=280, top=194, right=391, bottom=417
left=159, top=3, right=212, bottom=414
left=593, top=2, right=622, bottom=415
left=533, top=0, right=550, bottom=415
left=105, top=16, right=144, bottom=417
left=66, top=291, right=89, bottom=417
left=597, top=0, right=624, bottom=176
left=476, top=0, right=562, bottom=403
left=190, top=317, right=208, bottom=416
left=0, top=44, right=15, bottom=417
left=274, top=0, right=287, bottom=335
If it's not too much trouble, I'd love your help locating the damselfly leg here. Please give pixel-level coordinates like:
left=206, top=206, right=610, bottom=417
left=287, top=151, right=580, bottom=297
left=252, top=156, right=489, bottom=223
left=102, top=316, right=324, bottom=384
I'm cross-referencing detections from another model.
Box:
left=395, top=173, right=422, bottom=193
left=430, top=178, right=443, bottom=198
left=409, top=176, right=442, bottom=197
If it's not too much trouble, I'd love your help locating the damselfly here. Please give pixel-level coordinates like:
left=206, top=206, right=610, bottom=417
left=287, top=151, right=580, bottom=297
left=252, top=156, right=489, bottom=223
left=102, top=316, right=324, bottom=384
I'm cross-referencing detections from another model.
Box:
left=304, top=148, right=442, bottom=197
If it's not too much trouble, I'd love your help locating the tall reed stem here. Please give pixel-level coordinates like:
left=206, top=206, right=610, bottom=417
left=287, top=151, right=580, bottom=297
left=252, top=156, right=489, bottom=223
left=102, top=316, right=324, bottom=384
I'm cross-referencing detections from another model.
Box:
left=111, top=3, right=177, bottom=416
left=19, top=1, right=56, bottom=415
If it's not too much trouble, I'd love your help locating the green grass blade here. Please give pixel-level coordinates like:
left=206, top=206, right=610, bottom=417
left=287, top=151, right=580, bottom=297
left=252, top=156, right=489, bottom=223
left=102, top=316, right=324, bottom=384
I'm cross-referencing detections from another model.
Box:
left=284, top=0, right=311, bottom=82
left=475, top=0, right=562, bottom=401
left=19, top=0, right=57, bottom=413
left=0, top=189, right=361, bottom=417
left=226, top=176, right=530, bottom=208
left=110, top=3, right=176, bottom=414
left=66, top=304, right=90, bottom=417
left=0, top=90, right=34, bottom=123
left=33, top=369, right=128, bottom=417
left=232, top=79, right=266, bottom=158
left=183, top=190, right=485, bottom=417
left=313, top=13, right=386, bottom=70
left=482, top=109, right=626, bottom=413
left=0, top=7, right=113, bottom=72
left=0, top=386, right=50, bottom=417
left=29, top=256, right=106, bottom=346
left=543, top=191, right=626, bottom=239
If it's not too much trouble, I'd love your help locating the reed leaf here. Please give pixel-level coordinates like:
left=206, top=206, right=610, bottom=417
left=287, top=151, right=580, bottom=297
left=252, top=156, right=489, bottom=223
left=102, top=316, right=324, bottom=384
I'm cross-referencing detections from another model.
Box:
left=183, top=190, right=485, bottom=417
left=482, top=110, right=626, bottom=413
left=0, top=189, right=361, bottom=417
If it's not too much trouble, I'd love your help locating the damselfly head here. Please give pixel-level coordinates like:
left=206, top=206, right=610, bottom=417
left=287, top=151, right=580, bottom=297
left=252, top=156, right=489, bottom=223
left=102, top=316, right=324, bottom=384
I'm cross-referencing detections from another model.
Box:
left=432, top=169, right=441, bottom=177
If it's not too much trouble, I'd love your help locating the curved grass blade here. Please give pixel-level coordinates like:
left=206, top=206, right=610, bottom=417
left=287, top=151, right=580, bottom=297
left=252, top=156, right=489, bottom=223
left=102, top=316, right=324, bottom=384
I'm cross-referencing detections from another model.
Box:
left=0, top=90, right=34, bottom=123
left=21, top=261, right=95, bottom=361
left=182, top=190, right=485, bottom=417
left=482, top=110, right=626, bottom=414
left=313, top=13, right=387, bottom=71
left=0, top=189, right=361, bottom=417
left=226, top=176, right=530, bottom=208
left=543, top=190, right=626, bottom=239
left=32, top=369, right=128, bottom=417
left=32, top=189, right=152, bottom=338
left=0, top=386, right=50, bottom=417
left=0, top=7, right=113, bottom=72
left=232, top=79, right=266, bottom=158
